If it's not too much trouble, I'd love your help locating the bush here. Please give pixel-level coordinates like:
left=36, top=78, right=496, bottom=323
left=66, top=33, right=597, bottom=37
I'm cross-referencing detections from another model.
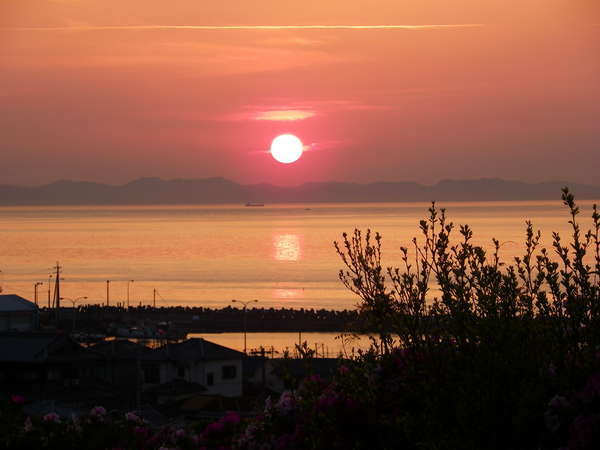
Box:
left=334, top=188, right=600, bottom=449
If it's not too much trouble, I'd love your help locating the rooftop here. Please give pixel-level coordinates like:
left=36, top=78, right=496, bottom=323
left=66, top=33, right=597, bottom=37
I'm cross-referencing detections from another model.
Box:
left=153, top=338, right=244, bottom=362
left=0, top=294, right=37, bottom=312
left=91, top=339, right=155, bottom=359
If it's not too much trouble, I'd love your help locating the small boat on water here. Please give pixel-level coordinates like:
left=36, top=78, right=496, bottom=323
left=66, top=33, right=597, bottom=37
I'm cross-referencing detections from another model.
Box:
left=245, top=202, right=265, bottom=207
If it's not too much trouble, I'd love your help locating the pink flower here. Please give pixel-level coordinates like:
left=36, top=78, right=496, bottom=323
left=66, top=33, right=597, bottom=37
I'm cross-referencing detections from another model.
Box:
left=133, top=426, right=149, bottom=438
left=317, top=392, right=338, bottom=410
left=308, top=374, right=323, bottom=384
left=277, top=391, right=295, bottom=413
left=204, top=421, right=225, bottom=436
left=125, top=411, right=141, bottom=423
left=10, top=394, right=25, bottom=405
left=223, top=411, right=241, bottom=425
left=23, top=417, right=33, bottom=432
left=264, top=396, right=273, bottom=414
left=548, top=395, right=570, bottom=410
left=43, top=412, right=61, bottom=423
left=90, top=406, right=107, bottom=417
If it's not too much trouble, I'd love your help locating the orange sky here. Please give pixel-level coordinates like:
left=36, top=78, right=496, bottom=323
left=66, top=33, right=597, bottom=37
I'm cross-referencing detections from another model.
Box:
left=1, top=0, right=599, bottom=186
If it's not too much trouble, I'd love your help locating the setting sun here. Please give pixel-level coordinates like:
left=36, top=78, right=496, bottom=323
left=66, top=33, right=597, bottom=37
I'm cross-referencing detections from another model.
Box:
left=270, top=134, right=303, bottom=164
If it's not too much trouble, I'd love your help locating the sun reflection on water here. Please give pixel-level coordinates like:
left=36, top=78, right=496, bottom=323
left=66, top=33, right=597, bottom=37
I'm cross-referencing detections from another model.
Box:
left=273, top=233, right=302, bottom=261
left=272, top=287, right=304, bottom=299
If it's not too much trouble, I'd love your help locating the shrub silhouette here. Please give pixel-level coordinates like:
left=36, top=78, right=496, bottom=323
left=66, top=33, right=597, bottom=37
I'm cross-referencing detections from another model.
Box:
left=334, top=188, right=600, bottom=449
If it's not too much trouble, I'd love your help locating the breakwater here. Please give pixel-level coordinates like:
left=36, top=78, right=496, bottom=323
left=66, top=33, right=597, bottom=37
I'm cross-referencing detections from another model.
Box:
left=41, top=305, right=364, bottom=335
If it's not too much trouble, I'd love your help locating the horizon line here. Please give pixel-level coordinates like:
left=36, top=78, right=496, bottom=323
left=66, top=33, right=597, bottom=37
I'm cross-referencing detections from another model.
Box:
left=4, top=176, right=598, bottom=189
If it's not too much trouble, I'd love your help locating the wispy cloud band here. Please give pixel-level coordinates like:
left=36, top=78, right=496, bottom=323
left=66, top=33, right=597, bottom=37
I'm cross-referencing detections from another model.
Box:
left=4, top=24, right=485, bottom=32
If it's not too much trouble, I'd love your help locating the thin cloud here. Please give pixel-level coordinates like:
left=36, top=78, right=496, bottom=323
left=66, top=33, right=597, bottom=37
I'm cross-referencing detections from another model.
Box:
left=5, top=24, right=485, bottom=32
left=254, top=110, right=316, bottom=121
left=222, top=100, right=390, bottom=123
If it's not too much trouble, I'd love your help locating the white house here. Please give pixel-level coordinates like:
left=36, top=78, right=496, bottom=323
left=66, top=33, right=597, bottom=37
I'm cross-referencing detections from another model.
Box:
left=144, top=338, right=244, bottom=397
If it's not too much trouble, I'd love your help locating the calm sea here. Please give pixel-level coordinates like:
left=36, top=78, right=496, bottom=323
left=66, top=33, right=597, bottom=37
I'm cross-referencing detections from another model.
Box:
left=0, top=201, right=596, bottom=310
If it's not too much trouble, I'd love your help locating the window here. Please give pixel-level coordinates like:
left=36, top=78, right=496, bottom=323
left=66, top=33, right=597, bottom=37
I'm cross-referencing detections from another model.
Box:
left=222, top=365, right=237, bottom=380
left=206, top=372, right=214, bottom=386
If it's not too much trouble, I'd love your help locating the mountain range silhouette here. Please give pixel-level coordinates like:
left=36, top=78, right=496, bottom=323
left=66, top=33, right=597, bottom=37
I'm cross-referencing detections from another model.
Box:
left=0, top=177, right=598, bottom=205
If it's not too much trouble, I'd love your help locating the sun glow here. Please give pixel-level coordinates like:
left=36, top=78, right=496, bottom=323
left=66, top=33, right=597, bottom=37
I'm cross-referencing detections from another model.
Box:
left=270, top=134, right=303, bottom=164
left=255, top=110, right=315, bottom=121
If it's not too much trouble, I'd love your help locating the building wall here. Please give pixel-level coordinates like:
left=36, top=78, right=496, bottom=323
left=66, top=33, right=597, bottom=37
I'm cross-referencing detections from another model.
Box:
left=0, top=311, right=37, bottom=332
left=153, top=359, right=243, bottom=397
left=202, top=359, right=243, bottom=397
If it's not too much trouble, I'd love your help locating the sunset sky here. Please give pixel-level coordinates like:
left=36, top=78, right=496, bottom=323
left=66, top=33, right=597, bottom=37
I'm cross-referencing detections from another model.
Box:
left=1, top=1, right=599, bottom=186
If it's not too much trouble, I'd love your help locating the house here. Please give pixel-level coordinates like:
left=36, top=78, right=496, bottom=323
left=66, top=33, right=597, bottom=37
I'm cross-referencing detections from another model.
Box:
left=145, top=338, right=244, bottom=397
left=0, top=332, right=103, bottom=387
left=90, top=339, right=155, bottom=386
left=0, top=294, right=38, bottom=331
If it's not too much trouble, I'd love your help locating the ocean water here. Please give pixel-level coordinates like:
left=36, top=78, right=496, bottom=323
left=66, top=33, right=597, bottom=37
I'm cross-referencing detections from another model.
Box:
left=187, top=332, right=373, bottom=357
left=0, top=200, right=597, bottom=310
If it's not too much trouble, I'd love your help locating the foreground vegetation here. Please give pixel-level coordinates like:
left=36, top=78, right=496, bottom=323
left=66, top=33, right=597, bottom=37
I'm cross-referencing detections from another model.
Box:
left=3, top=189, right=600, bottom=449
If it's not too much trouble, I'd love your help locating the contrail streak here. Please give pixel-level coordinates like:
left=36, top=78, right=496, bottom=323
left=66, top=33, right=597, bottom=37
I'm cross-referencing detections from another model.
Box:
left=4, top=24, right=485, bottom=32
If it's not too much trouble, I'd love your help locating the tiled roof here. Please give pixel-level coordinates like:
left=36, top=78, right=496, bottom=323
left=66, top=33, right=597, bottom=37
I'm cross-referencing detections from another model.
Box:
left=90, top=339, right=154, bottom=359
left=153, top=338, right=244, bottom=362
left=0, top=294, right=37, bottom=312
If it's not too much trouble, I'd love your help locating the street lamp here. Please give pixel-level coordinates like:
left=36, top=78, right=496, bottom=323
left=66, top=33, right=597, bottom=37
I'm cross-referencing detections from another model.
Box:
left=127, top=280, right=134, bottom=309
left=34, top=282, right=44, bottom=306
left=60, top=296, right=88, bottom=331
left=231, top=299, right=258, bottom=354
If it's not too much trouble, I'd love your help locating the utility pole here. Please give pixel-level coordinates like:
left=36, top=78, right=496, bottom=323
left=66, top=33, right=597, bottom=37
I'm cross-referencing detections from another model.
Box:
left=106, top=280, right=110, bottom=307
left=52, top=262, right=63, bottom=323
left=47, top=274, right=52, bottom=308
left=153, top=289, right=156, bottom=308
left=231, top=299, right=258, bottom=354
left=127, top=280, right=134, bottom=309
left=34, top=282, right=43, bottom=306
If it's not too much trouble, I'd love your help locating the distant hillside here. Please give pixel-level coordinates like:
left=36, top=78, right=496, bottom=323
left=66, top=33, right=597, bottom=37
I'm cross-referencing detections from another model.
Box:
left=0, top=177, right=598, bottom=205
